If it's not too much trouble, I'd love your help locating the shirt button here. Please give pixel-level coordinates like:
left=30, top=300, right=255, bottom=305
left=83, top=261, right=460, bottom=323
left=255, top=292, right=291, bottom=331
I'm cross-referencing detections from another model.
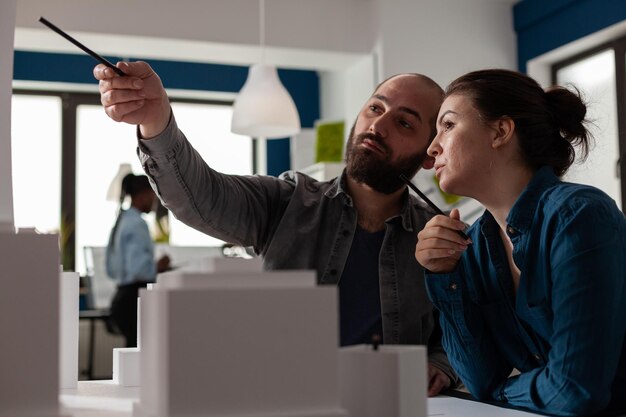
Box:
left=449, top=282, right=458, bottom=291
left=533, top=353, right=542, bottom=361
left=506, top=225, right=516, bottom=235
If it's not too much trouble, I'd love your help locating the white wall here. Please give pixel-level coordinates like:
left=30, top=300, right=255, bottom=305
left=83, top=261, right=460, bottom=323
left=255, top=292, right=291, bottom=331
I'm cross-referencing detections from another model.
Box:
left=319, top=0, right=518, bottom=134
left=319, top=54, right=377, bottom=134
left=376, top=0, right=517, bottom=87
left=15, top=0, right=375, bottom=54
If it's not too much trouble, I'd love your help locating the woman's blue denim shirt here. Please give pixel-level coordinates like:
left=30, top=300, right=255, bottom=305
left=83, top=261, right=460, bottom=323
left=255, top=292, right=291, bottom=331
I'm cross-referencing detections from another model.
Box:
left=426, top=166, right=626, bottom=416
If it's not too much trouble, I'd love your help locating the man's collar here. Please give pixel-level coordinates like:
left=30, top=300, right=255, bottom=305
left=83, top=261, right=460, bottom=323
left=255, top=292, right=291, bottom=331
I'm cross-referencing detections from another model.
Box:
left=325, top=169, right=353, bottom=205
left=332, top=170, right=430, bottom=231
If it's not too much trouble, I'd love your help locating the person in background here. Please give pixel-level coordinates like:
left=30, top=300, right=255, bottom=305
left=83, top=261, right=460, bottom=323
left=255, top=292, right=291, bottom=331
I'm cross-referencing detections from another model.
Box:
left=415, top=68, right=626, bottom=416
left=106, top=173, right=171, bottom=347
left=94, top=61, right=456, bottom=395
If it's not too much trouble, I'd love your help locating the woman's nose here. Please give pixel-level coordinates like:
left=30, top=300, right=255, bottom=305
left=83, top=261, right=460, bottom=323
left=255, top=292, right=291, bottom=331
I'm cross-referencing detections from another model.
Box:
left=427, top=134, right=441, bottom=157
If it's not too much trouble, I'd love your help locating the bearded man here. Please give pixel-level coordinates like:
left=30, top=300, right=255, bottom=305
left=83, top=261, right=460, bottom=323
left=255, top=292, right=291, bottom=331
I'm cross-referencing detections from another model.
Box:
left=95, top=62, right=455, bottom=395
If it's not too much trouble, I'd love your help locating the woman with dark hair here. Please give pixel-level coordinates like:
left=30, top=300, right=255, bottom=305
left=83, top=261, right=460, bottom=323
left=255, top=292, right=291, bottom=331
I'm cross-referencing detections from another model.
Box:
left=106, top=173, right=170, bottom=347
left=415, top=69, right=626, bottom=416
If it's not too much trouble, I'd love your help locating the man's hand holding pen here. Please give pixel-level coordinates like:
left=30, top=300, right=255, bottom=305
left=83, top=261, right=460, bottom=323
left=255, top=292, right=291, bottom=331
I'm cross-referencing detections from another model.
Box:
left=94, top=61, right=171, bottom=138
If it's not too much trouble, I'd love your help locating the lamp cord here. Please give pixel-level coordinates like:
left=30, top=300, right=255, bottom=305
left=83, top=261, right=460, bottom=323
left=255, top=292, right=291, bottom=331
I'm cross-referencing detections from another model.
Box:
left=259, top=0, right=265, bottom=63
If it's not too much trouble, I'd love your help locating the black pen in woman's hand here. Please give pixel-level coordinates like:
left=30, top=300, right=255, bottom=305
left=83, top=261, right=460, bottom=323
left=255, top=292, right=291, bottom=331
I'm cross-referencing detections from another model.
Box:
left=399, top=174, right=470, bottom=241
left=38, top=17, right=126, bottom=76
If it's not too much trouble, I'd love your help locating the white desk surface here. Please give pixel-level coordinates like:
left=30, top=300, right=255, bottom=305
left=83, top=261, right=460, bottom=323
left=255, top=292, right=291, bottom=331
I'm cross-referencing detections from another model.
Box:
left=61, top=380, right=541, bottom=417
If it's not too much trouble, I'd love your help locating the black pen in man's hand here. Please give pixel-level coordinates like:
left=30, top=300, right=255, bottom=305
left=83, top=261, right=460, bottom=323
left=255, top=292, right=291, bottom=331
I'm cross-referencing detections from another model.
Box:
left=38, top=17, right=126, bottom=76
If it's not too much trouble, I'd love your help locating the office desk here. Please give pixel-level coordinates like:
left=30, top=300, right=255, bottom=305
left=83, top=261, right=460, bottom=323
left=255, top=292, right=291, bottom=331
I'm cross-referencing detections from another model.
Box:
left=60, top=380, right=542, bottom=417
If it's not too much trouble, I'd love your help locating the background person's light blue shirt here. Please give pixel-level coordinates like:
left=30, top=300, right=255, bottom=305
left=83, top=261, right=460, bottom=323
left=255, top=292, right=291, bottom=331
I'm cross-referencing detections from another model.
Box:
left=106, top=207, right=156, bottom=286
left=426, top=166, right=626, bottom=416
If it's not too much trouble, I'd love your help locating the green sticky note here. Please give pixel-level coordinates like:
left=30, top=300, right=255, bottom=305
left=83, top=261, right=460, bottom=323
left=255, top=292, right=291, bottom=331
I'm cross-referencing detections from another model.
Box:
left=315, top=120, right=345, bottom=163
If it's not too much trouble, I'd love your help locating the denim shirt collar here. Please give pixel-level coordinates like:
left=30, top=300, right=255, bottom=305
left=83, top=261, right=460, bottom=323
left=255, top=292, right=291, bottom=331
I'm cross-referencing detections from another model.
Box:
left=324, top=169, right=417, bottom=232
left=507, top=166, right=561, bottom=234
left=479, top=166, right=561, bottom=236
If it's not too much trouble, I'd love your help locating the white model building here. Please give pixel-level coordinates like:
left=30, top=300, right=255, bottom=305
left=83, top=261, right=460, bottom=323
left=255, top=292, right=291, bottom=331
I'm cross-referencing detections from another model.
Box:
left=60, top=271, right=79, bottom=390
left=0, top=229, right=62, bottom=417
left=338, top=344, right=427, bottom=417
left=134, top=259, right=348, bottom=417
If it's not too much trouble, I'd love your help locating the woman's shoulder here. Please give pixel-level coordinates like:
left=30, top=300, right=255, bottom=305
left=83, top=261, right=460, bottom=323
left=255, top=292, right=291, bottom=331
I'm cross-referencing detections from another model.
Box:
left=543, top=181, right=615, bottom=205
left=540, top=181, right=624, bottom=225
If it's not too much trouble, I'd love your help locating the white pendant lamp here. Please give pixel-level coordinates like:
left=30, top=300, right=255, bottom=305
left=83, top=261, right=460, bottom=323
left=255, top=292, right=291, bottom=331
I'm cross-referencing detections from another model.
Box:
left=231, top=0, right=301, bottom=139
left=105, top=163, right=133, bottom=202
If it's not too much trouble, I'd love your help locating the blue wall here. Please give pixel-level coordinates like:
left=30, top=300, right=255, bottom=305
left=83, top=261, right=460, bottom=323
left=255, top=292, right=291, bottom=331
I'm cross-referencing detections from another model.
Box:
left=514, top=0, right=626, bottom=72
left=13, top=50, right=320, bottom=176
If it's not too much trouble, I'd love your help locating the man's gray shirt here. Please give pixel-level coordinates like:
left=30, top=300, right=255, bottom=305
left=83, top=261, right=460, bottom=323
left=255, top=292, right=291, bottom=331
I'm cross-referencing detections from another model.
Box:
left=137, top=114, right=455, bottom=381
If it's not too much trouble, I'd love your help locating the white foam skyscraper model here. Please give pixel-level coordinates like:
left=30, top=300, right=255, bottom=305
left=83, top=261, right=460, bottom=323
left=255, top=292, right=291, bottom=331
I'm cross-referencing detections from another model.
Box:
left=60, top=271, right=80, bottom=390
left=0, top=228, right=63, bottom=417
left=0, top=2, right=65, bottom=416
left=134, top=257, right=348, bottom=417
left=0, top=0, right=15, bottom=229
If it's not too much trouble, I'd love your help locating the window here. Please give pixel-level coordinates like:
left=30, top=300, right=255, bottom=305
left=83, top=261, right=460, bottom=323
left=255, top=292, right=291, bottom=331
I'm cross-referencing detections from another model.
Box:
left=168, top=102, right=253, bottom=246
left=75, top=103, right=141, bottom=275
left=553, top=36, right=626, bottom=212
left=555, top=49, right=620, bottom=208
left=10, top=94, right=62, bottom=233
left=74, top=101, right=252, bottom=274
left=11, top=91, right=252, bottom=273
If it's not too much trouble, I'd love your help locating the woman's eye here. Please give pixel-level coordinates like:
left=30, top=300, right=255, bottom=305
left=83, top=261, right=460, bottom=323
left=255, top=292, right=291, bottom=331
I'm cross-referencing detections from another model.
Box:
left=443, top=121, right=454, bottom=131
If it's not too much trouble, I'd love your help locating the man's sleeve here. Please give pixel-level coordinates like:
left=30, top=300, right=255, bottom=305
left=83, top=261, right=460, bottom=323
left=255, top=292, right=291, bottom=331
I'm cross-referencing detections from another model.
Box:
left=136, top=113, right=295, bottom=252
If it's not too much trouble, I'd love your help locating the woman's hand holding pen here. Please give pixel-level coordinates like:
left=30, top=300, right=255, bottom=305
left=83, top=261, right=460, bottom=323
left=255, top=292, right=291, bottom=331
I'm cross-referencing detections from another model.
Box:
left=415, top=208, right=471, bottom=273
left=93, top=61, right=171, bottom=138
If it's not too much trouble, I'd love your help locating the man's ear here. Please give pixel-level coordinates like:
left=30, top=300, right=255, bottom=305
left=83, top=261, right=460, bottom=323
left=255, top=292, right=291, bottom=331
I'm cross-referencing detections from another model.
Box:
left=491, top=117, right=515, bottom=149
left=422, top=155, right=435, bottom=170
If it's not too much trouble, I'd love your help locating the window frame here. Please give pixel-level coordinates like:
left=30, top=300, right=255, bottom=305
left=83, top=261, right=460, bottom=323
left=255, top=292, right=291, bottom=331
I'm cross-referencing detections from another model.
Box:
left=551, top=35, right=626, bottom=213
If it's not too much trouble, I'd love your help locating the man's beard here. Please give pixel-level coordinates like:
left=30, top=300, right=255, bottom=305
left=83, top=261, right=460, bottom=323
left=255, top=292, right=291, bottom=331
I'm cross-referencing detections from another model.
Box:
left=345, top=126, right=427, bottom=194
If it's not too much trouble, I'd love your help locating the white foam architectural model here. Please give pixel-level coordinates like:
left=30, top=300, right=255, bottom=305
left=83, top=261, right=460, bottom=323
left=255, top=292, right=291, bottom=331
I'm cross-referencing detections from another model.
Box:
left=110, top=257, right=243, bottom=388
left=338, top=345, right=427, bottom=417
left=60, top=271, right=80, bottom=390
left=0, top=0, right=16, bottom=226
left=0, top=229, right=62, bottom=417
left=113, top=348, right=141, bottom=387
left=134, top=257, right=348, bottom=417
left=112, top=296, right=143, bottom=387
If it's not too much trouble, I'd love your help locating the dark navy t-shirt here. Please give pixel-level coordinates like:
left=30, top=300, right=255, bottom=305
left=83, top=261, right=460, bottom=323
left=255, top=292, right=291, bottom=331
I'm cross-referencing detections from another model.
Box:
left=338, top=225, right=385, bottom=346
